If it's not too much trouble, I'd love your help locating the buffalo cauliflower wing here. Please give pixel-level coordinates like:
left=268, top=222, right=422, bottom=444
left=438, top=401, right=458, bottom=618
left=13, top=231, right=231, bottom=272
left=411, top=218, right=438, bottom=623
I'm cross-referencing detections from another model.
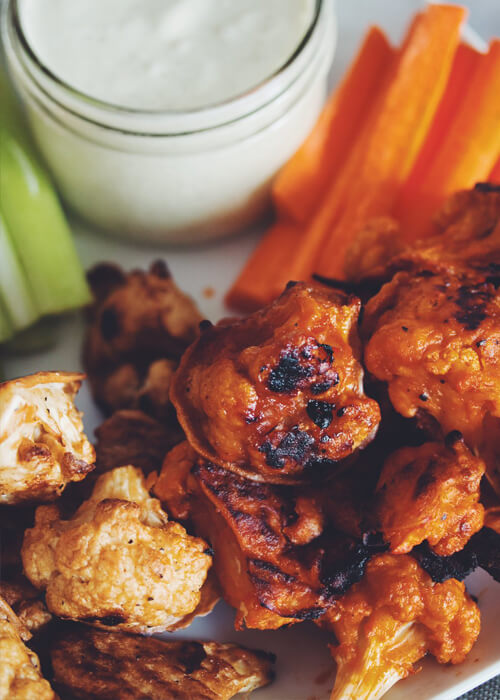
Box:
left=172, top=282, right=380, bottom=483
left=161, top=454, right=382, bottom=631
left=321, top=554, right=480, bottom=700
left=50, top=625, right=274, bottom=700
left=0, top=372, right=95, bottom=505
left=21, top=465, right=212, bottom=634
left=377, top=434, right=485, bottom=556
left=0, top=596, right=56, bottom=700
left=84, top=261, right=202, bottom=420
left=363, top=187, right=500, bottom=494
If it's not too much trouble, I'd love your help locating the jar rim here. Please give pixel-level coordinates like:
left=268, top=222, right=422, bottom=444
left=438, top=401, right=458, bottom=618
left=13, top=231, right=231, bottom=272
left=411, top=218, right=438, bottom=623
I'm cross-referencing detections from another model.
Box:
left=4, top=0, right=324, bottom=133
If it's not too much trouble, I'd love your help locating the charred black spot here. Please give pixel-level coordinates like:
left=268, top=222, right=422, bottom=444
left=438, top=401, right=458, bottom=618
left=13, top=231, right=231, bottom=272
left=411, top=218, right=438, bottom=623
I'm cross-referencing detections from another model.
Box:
left=445, top=430, right=463, bottom=448
left=99, top=307, right=121, bottom=341
left=259, top=429, right=314, bottom=469
left=267, top=354, right=313, bottom=393
left=474, top=182, right=500, bottom=193
left=471, top=527, right=500, bottom=582
left=249, top=559, right=296, bottom=584
left=402, top=326, right=408, bottom=332
left=177, top=641, right=207, bottom=674
left=311, top=376, right=339, bottom=394
left=82, top=614, right=126, bottom=627
left=307, top=400, right=334, bottom=429
left=320, top=533, right=379, bottom=597
left=199, top=319, right=213, bottom=332
left=454, top=283, right=492, bottom=331
left=290, top=607, right=326, bottom=621
left=203, top=546, right=214, bottom=557
left=318, top=344, right=334, bottom=362
left=150, top=259, right=170, bottom=278
left=286, top=280, right=298, bottom=289
left=419, top=393, right=429, bottom=402
left=476, top=339, right=486, bottom=347
left=336, top=407, right=346, bottom=417
left=412, top=541, right=478, bottom=583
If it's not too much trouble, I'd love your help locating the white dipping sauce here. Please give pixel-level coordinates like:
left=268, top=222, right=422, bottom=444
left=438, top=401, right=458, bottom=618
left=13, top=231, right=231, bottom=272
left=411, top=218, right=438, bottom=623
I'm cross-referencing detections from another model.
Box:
left=18, top=0, right=315, bottom=111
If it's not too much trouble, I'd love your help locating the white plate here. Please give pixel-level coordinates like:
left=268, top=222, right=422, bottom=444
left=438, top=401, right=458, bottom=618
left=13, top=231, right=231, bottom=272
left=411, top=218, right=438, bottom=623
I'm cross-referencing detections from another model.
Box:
left=3, top=2, right=500, bottom=698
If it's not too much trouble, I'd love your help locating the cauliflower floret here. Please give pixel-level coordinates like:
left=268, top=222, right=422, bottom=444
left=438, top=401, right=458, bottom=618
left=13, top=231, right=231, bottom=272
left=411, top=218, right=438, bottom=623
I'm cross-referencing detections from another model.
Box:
left=0, top=372, right=95, bottom=505
left=0, top=596, right=56, bottom=700
left=50, top=625, right=275, bottom=700
left=84, top=261, right=202, bottom=420
left=321, top=554, right=480, bottom=700
left=377, top=435, right=485, bottom=556
left=22, top=465, right=212, bottom=634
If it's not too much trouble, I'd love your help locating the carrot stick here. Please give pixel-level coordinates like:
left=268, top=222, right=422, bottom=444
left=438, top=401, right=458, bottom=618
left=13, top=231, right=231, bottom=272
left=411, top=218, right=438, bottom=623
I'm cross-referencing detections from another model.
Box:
left=275, top=14, right=426, bottom=287
left=314, top=3, right=466, bottom=278
left=394, top=42, right=482, bottom=225
left=272, top=27, right=394, bottom=224
left=396, top=41, right=500, bottom=242
left=225, top=16, right=422, bottom=311
left=225, top=221, right=302, bottom=312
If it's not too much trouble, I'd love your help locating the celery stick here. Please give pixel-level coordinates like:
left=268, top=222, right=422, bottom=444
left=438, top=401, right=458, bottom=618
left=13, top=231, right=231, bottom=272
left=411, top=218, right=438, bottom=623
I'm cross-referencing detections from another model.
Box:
left=0, top=127, right=91, bottom=316
left=0, top=210, right=39, bottom=331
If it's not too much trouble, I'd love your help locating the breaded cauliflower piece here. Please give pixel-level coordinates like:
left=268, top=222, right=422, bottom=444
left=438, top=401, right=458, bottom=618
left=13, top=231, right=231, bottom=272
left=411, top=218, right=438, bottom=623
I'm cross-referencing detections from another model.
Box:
left=0, top=596, right=56, bottom=700
left=377, top=434, right=485, bottom=556
left=22, top=466, right=212, bottom=634
left=84, top=261, right=202, bottom=420
left=321, top=554, right=480, bottom=700
left=50, top=625, right=274, bottom=700
left=0, top=372, right=95, bottom=505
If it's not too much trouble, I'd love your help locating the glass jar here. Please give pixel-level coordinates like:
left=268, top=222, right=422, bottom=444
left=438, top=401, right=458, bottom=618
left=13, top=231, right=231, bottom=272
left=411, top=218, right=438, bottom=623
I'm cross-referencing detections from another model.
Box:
left=2, top=0, right=336, bottom=244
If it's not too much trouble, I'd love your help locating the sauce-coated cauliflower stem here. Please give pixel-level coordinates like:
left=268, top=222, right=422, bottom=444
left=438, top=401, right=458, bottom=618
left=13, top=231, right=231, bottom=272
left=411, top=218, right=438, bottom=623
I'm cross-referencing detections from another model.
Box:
left=321, top=554, right=480, bottom=700
left=0, top=372, right=95, bottom=505
left=0, top=596, right=56, bottom=700
left=377, top=435, right=485, bottom=555
left=172, top=282, right=380, bottom=483
left=21, top=465, right=212, bottom=634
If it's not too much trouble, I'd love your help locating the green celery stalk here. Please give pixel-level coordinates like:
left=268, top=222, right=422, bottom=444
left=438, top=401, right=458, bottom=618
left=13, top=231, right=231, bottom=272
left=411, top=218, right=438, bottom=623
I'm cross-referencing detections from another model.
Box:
left=0, top=209, right=39, bottom=331
left=0, top=126, right=92, bottom=316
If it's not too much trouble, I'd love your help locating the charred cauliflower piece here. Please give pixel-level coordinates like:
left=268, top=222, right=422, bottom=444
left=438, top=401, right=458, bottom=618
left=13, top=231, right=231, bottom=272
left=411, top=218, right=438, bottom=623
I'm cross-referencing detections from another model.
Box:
left=50, top=625, right=274, bottom=700
left=84, top=261, right=202, bottom=420
left=0, top=596, right=56, bottom=700
left=172, top=282, right=380, bottom=483
left=321, top=554, right=480, bottom=700
left=22, top=466, right=212, bottom=634
left=154, top=448, right=382, bottom=631
left=377, top=434, right=485, bottom=556
left=0, top=372, right=95, bottom=505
